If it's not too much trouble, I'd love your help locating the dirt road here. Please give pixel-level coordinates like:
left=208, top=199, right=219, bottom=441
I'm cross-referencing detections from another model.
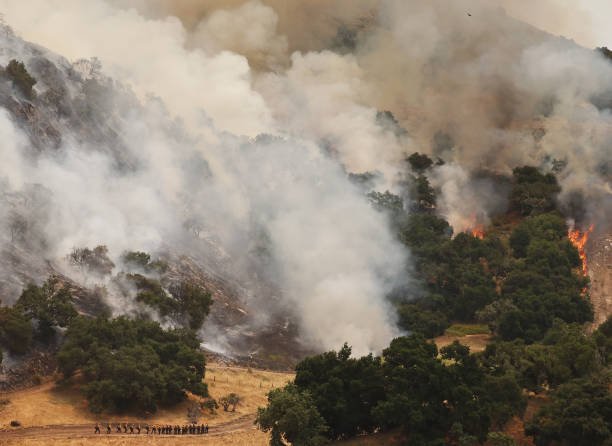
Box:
left=0, top=414, right=256, bottom=442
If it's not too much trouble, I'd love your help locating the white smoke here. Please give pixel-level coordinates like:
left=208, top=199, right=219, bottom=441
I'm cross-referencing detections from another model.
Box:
left=0, top=13, right=407, bottom=354
left=0, top=0, right=611, bottom=355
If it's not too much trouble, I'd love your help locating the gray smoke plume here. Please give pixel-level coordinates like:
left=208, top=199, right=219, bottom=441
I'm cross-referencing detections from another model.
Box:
left=0, top=0, right=610, bottom=355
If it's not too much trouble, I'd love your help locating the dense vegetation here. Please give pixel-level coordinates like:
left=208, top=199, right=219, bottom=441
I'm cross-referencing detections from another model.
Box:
left=0, top=250, right=212, bottom=414
left=257, top=156, right=609, bottom=445
left=118, top=273, right=212, bottom=330
left=258, top=318, right=611, bottom=445
left=57, top=316, right=207, bottom=413
left=374, top=161, right=593, bottom=343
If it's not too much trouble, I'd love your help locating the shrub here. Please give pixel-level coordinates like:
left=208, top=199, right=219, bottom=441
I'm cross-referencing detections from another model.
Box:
left=5, top=60, right=36, bottom=98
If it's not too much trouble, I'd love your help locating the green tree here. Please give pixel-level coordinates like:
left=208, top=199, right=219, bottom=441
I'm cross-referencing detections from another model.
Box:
left=5, top=59, right=37, bottom=98
left=525, top=377, right=612, bottom=446
left=294, top=343, right=385, bottom=439
left=256, top=384, right=328, bottom=446
left=509, top=166, right=560, bottom=216
left=0, top=306, right=33, bottom=354
left=397, top=303, right=449, bottom=338
left=407, top=152, right=434, bottom=173
left=69, top=245, right=115, bottom=275
left=57, top=316, right=207, bottom=413
left=16, top=278, right=77, bottom=340
left=373, top=335, right=450, bottom=442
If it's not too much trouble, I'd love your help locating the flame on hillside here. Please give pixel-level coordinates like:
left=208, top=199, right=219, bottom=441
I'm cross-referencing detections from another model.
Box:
left=568, top=224, right=594, bottom=276
left=471, top=225, right=485, bottom=240
left=465, top=214, right=485, bottom=239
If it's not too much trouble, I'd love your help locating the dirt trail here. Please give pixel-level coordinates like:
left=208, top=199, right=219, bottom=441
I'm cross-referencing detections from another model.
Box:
left=0, top=414, right=256, bottom=441
left=588, top=234, right=612, bottom=328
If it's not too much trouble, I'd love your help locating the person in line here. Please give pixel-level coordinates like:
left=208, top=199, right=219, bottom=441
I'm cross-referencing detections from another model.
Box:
left=106, top=424, right=111, bottom=434
left=94, top=423, right=100, bottom=434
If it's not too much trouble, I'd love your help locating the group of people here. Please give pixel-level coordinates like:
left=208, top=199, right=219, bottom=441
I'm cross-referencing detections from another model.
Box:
left=94, top=423, right=209, bottom=435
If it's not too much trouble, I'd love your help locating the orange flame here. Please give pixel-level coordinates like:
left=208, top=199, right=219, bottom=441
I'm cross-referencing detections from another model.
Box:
left=471, top=225, right=485, bottom=240
left=465, top=214, right=486, bottom=239
left=568, top=224, right=594, bottom=276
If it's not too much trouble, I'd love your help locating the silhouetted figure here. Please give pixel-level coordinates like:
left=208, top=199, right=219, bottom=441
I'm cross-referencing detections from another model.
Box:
left=106, top=424, right=111, bottom=434
left=205, top=424, right=209, bottom=434
left=136, top=424, right=141, bottom=434
left=145, top=425, right=150, bottom=434
left=116, top=424, right=121, bottom=433
left=129, top=424, right=134, bottom=434
left=122, top=424, right=127, bottom=433
left=94, top=423, right=100, bottom=434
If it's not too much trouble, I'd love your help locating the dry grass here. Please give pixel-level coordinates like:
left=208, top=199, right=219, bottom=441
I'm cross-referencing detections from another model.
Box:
left=434, top=333, right=492, bottom=353
left=204, top=363, right=294, bottom=424
left=0, top=362, right=293, bottom=429
left=0, top=429, right=270, bottom=446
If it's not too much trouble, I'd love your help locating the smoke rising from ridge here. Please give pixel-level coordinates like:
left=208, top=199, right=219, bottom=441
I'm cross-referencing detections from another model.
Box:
left=0, top=0, right=610, bottom=355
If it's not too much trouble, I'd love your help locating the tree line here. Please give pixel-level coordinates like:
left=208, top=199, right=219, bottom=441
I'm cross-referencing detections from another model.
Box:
left=257, top=157, right=610, bottom=445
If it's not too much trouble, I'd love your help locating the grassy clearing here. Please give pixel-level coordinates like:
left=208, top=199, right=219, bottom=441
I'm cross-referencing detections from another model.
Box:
left=0, top=363, right=294, bottom=429
left=445, top=323, right=491, bottom=337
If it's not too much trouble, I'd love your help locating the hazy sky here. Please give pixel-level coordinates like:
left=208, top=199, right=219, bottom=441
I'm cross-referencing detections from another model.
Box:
left=500, top=0, right=612, bottom=48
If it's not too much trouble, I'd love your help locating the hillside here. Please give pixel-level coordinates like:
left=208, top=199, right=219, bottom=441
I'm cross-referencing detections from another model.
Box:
left=0, top=1, right=610, bottom=445
left=0, top=362, right=293, bottom=445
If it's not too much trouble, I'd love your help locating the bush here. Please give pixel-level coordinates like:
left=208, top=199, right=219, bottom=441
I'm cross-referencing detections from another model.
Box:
left=68, top=246, right=115, bottom=276
left=200, top=398, right=218, bottom=414
left=219, top=393, right=240, bottom=412
left=5, top=60, right=36, bottom=98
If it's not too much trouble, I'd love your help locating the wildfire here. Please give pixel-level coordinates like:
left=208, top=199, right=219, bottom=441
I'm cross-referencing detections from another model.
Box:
left=568, top=224, right=594, bottom=276
left=471, top=225, right=485, bottom=240
left=465, top=214, right=486, bottom=239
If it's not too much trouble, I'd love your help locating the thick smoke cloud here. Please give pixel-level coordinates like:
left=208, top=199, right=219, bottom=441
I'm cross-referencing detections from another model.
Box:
left=0, top=2, right=408, bottom=354
left=0, top=0, right=610, bottom=355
